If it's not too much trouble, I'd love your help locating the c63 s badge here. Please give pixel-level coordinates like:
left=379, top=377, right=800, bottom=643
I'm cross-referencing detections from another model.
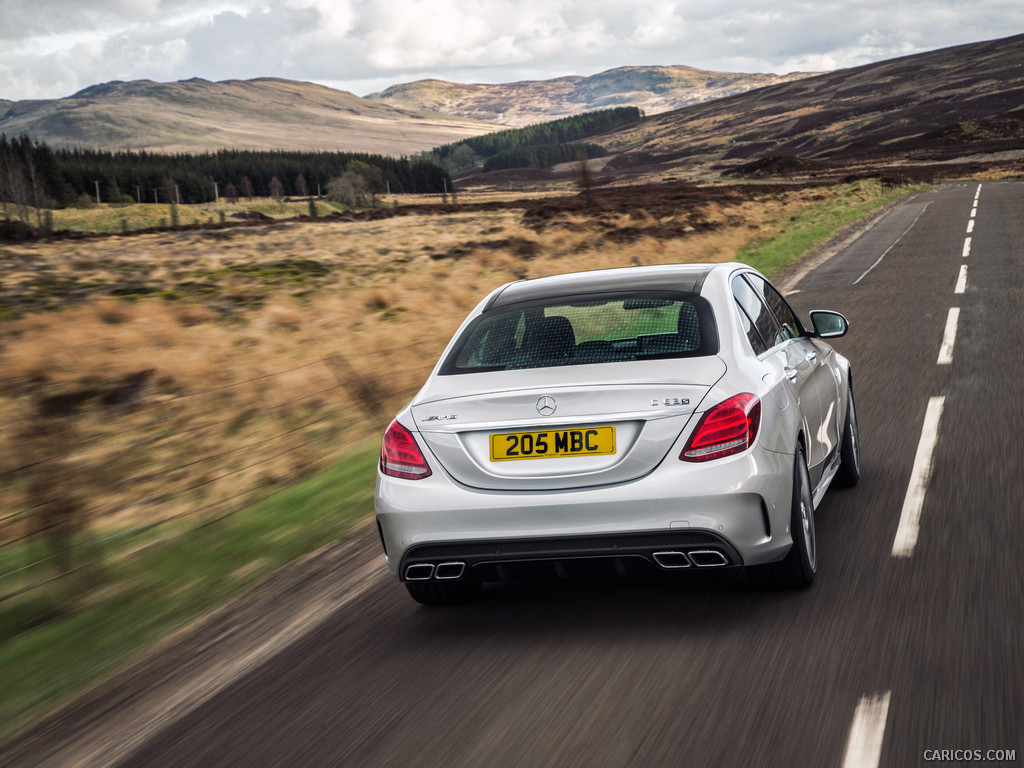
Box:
left=651, top=397, right=690, bottom=406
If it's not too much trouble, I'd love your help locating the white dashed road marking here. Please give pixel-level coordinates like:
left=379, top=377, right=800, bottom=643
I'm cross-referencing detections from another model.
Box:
left=937, top=307, right=959, bottom=365
left=842, top=692, right=892, bottom=768
left=893, top=397, right=946, bottom=557
left=954, top=265, right=968, bottom=295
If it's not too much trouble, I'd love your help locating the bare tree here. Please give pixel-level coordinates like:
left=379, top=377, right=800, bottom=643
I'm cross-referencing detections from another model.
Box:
left=575, top=149, right=595, bottom=207
left=7, top=165, right=31, bottom=222
left=20, top=143, right=44, bottom=226
left=295, top=174, right=309, bottom=198
left=240, top=176, right=254, bottom=201
left=160, top=177, right=177, bottom=205
left=269, top=176, right=284, bottom=203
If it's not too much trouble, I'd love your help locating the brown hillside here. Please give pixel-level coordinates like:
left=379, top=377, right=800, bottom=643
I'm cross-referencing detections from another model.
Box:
left=0, top=78, right=495, bottom=155
left=367, top=66, right=816, bottom=126
left=596, top=33, right=1024, bottom=180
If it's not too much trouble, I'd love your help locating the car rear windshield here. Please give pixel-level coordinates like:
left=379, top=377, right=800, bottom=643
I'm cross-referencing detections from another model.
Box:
left=440, top=291, right=718, bottom=374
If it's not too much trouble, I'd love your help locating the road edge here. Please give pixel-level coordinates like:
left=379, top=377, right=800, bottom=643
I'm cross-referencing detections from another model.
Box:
left=0, top=521, right=387, bottom=768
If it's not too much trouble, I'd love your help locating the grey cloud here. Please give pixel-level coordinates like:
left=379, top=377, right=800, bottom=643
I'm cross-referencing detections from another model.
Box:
left=2, top=0, right=1023, bottom=101
left=0, top=0, right=210, bottom=39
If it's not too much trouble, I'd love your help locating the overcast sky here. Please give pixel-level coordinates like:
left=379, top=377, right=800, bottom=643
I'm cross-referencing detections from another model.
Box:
left=1, top=0, right=1022, bottom=101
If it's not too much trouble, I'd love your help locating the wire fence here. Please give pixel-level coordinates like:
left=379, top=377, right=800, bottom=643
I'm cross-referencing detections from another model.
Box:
left=0, top=338, right=449, bottom=604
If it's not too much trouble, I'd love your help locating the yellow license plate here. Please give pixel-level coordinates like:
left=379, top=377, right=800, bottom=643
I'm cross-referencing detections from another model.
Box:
left=490, top=426, right=616, bottom=461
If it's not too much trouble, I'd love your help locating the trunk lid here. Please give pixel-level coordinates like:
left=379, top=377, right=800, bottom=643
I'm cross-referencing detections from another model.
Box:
left=410, top=357, right=727, bottom=490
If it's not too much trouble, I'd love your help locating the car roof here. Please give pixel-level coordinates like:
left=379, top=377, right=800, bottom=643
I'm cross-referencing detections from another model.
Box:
left=485, top=263, right=719, bottom=310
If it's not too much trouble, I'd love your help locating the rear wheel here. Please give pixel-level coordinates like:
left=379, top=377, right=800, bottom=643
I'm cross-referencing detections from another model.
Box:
left=405, top=580, right=482, bottom=606
left=834, top=383, right=861, bottom=487
left=758, top=446, right=816, bottom=589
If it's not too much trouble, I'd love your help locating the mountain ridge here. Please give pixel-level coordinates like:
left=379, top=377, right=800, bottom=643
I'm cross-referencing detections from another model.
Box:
left=592, top=32, right=1024, bottom=180
left=366, top=65, right=817, bottom=126
left=0, top=66, right=816, bottom=154
left=2, top=33, right=1023, bottom=180
left=0, top=77, right=495, bottom=155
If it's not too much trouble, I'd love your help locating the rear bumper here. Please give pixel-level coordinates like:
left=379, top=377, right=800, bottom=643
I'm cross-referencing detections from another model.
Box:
left=375, top=446, right=797, bottom=581
left=399, top=530, right=744, bottom=583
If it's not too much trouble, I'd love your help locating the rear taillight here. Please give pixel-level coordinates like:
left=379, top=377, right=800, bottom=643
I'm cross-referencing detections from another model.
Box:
left=680, top=394, right=761, bottom=462
left=380, top=420, right=432, bottom=480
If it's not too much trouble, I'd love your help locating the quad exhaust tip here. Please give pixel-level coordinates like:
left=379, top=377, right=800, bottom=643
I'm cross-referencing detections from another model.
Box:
left=405, top=563, right=435, bottom=581
left=405, top=562, right=466, bottom=581
left=652, top=551, right=692, bottom=569
left=688, top=549, right=729, bottom=567
left=435, top=562, right=466, bottom=580
left=652, top=549, right=730, bottom=569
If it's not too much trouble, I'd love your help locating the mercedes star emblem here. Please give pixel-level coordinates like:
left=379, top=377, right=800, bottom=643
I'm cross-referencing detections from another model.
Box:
left=536, top=396, right=557, bottom=416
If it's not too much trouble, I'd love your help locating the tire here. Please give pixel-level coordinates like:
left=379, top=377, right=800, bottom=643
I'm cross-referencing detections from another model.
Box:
left=757, top=446, right=817, bottom=589
left=405, top=579, right=482, bottom=606
left=834, top=383, right=861, bottom=488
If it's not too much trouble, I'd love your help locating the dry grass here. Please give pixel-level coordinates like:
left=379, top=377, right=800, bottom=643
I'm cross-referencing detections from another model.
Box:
left=0, top=181, right=880, bottom=544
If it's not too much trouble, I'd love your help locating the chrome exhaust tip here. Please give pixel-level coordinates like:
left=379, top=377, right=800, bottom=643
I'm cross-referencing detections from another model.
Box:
left=688, top=549, right=729, bottom=567
left=405, top=563, right=435, bottom=581
left=434, top=562, right=466, bottom=580
left=652, top=551, right=692, bottom=569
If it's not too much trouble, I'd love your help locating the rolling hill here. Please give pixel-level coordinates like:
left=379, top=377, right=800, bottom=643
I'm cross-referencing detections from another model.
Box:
left=0, top=66, right=816, bottom=155
left=2, top=33, right=1022, bottom=180
left=365, top=66, right=816, bottom=126
left=0, top=78, right=495, bottom=155
left=591, top=33, right=1024, bottom=180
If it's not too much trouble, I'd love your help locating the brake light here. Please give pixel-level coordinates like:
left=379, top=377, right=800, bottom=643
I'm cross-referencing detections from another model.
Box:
left=681, top=394, right=761, bottom=462
left=380, top=420, right=433, bottom=479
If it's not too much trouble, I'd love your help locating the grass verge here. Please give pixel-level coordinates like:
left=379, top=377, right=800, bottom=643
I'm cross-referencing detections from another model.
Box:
left=0, top=439, right=380, bottom=744
left=737, top=182, right=931, bottom=276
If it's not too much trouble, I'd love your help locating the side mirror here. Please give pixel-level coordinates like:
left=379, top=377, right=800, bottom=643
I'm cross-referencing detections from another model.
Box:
left=809, top=310, right=849, bottom=339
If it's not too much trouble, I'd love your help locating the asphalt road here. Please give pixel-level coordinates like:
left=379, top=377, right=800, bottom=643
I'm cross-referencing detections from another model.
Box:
left=6, top=183, right=1023, bottom=767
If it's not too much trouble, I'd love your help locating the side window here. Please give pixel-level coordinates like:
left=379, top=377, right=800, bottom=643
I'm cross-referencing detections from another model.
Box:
left=731, top=276, right=772, bottom=355
left=746, top=275, right=803, bottom=344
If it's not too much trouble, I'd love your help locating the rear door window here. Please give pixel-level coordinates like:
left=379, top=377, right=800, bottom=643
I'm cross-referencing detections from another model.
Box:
left=731, top=276, right=774, bottom=354
left=745, top=274, right=804, bottom=343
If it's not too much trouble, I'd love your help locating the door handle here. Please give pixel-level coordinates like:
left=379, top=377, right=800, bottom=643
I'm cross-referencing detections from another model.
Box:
left=784, top=366, right=798, bottom=381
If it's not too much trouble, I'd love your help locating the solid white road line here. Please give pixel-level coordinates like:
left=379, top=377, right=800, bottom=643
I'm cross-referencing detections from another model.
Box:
left=937, top=307, right=960, bottom=365
left=955, top=264, right=968, bottom=294
left=892, top=397, right=946, bottom=557
left=853, top=203, right=931, bottom=284
left=962, top=237, right=972, bottom=258
left=842, top=692, right=892, bottom=768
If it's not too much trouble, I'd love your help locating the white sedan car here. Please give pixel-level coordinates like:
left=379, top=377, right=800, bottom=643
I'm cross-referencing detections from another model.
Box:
left=375, top=263, right=860, bottom=604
